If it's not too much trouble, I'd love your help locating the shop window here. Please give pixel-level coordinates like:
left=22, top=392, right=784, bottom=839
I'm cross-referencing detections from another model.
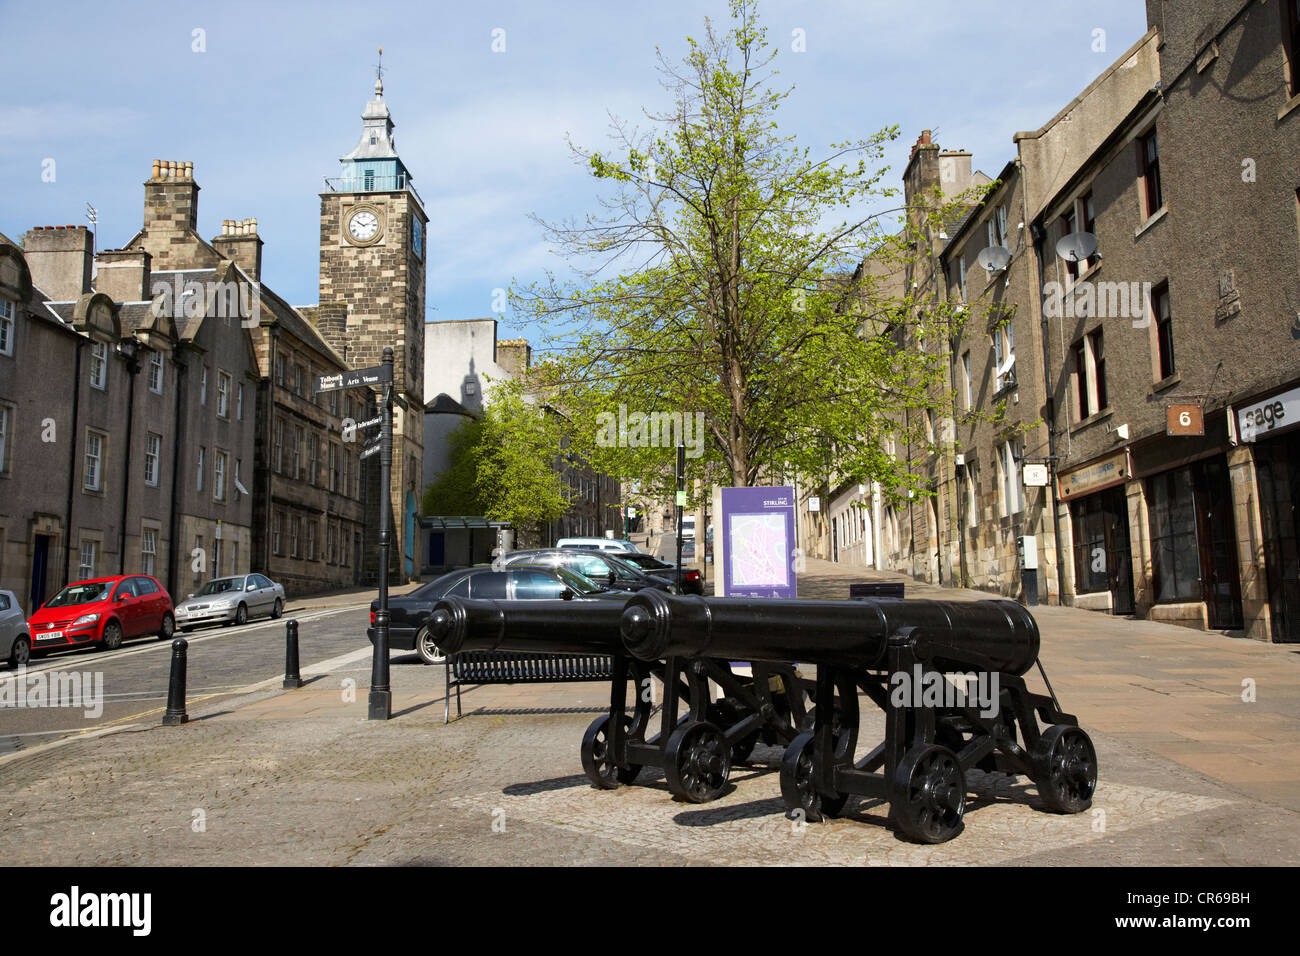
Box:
left=1146, top=468, right=1200, bottom=603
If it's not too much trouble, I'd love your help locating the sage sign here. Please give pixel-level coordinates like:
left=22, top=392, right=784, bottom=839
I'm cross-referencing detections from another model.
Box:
left=1238, top=386, right=1300, bottom=442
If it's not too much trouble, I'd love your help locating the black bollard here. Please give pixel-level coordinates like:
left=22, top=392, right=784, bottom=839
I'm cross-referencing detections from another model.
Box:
left=283, top=619, right=303, bottom=689
left=162, top=638, right=189, bottom=725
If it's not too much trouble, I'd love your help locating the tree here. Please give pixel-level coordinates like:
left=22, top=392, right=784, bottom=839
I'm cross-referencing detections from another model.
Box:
left=515, top=0, right=983, bottom=507
left=423, top=384, right=572, bottom=529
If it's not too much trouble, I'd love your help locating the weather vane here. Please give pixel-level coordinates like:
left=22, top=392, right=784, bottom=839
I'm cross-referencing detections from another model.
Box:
left=376, top=46, right=384, bottom=85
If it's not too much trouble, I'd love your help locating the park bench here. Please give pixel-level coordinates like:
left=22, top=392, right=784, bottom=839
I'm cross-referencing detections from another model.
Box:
left=444, top=650, right=615, bottom=723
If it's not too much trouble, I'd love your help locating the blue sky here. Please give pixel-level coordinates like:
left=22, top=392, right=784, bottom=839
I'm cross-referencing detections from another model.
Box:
left=0, top=0, right=1148, bottom=345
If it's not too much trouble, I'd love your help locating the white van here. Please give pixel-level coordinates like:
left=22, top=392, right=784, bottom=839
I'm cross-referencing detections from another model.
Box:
left=555, top=537, right=644, bottom=554
left=680, top=516, right=696, bottom=538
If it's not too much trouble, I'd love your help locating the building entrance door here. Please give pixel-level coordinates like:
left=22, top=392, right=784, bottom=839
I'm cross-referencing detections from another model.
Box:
left=1194, top=457, right=1243, bottom=631
left=29, top=534, right=51, bottom=613
left=1070, top=485, right=1135, bottom=614
left=1256, top=431, right=1300, bottom=642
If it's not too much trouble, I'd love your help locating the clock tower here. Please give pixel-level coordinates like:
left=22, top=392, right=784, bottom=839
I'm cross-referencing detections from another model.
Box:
left=318, top=62, right=427, bottom=581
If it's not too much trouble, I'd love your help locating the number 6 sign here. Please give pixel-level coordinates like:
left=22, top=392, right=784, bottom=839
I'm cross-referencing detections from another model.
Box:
left=1166, top=403, right=1204, bottom=436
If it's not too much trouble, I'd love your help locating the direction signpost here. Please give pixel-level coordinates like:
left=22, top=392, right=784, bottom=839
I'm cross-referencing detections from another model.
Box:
left=316, top=350, right=396, bottom=720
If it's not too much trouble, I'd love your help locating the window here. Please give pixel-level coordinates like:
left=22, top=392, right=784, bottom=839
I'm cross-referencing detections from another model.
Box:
left=275, top=354, right=286, bottom=387
left=1152, top=284, right=1176, bottom=380
left=272, top=512, right=283, bottom=555
left=214, top=451, right=227, bottom=501
left=992, top=320, right=1016, bottom=390
left=84, top=430, right=105, bottom=491
left=957, top=257, right=967, bottom=301
left=141, top=529, right=157, bottom=576
left=1080, top=191, right=1098, bottom=269
left=329, top=390, right=339, bottom=417
left=236, top=383, right=244, bottom=421
left=1, top=297, right=15, bottom=355
left=961, top=351, right=972, bottom=410
left=290, top=517, right=301, bottom=558
left=1072, top=327, right=1108, bottom=419
left=200, top=366, right=208, bottom=405
left=295, top=364, right=305, bottom=396
left=274, top=418, right=284, bottom=473
left=999, top=441, right=1022, bottom=516
left=213, top=539, right=223, bottom=578
left=1062, top=206, right=1080, bottom=282
left=145, top=433, right=161, bottom=486
left=307, top=434, right=318, bottom=485
left=0, top=404, right=9, bottom=475
left=90, top=342, right=107, bottom=390
left=197, top=446, right=205, bottom=492
left=1146, top=467, right=1200, bottom=603
left=1139, top=129, right=1163, bottom=218
left=217, top=370, right=231, bottom=418
left=149, top=352, right=164, bottom=393
left=329, top=443, right=340, bottom=492
left=79, top=540, right=97, bottom=580
left=294, top=426, right=304, bottom=479
left=1286, top=0, right=1300, bottom=95
left=307, top=521, right=316, bottom=561
left=235, top=459, right=243, bottom=496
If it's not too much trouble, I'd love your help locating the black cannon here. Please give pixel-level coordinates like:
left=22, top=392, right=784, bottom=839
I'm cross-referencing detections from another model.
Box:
left=620, top=591, right=1097, bottom=843
left=428, top=597, right=816, bottom=803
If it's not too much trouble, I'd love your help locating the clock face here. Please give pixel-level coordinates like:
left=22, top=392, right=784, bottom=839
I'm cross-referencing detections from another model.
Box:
left=347, top=208, right=380, bottom=242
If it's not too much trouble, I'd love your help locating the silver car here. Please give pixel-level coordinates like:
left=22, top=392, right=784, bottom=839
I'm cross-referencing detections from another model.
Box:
left=174, top=574, right=285, bottom=631
left=0, top=590, right=31, bottom=668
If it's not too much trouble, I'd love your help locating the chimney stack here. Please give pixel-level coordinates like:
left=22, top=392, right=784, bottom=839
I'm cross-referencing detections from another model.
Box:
left=495, top=338, right=532, bottom=376
left=144, top=158, right=200, bottom=235
left=212, top=217, right=263, bottom=281
left=23, top=225, right=93, bottom=300
left=94, top=248, right=153, bottom=303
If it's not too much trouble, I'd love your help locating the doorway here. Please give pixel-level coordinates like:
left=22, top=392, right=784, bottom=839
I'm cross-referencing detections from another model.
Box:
left=1070, top=485, right=1135, bottom=615
left=1256, top=431, right=1300, bottom=642
left=30, top=534, right=51, bottom=613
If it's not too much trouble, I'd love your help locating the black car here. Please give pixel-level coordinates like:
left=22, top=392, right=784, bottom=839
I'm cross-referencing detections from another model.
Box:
left=616, top=552, right=704, bottom=595
left=499, top=549, right=680, bottom=594
left=366, top=565, right=629, bottom=665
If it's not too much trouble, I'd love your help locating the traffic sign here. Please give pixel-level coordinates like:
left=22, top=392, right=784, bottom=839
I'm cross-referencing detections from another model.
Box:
left=316, top=364, right=393, bottom=393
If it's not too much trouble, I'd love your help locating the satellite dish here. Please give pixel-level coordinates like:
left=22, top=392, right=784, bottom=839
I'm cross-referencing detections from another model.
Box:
left=1055, top=231, right=1098, bottom=263
left=976, top=246, right=1012, bottom=273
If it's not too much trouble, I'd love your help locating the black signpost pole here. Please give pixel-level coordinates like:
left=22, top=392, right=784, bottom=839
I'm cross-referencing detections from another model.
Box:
left=369, top=347, right=395, bottom=721
left=674, top=443, right=685, bottom=593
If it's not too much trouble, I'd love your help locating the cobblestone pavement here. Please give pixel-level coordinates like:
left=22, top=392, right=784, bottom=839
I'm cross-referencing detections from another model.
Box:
left=1, top=559, right=1297, bottom=866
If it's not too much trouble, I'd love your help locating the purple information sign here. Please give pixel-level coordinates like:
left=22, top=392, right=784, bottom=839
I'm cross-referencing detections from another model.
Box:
left=720, top=486, right=798, bottom=599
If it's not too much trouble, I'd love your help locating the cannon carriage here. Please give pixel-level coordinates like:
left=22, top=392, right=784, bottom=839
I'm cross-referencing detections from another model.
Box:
left=619, top=591, right=1098, bottom=843
left=426, top=596, right=817, bottom=803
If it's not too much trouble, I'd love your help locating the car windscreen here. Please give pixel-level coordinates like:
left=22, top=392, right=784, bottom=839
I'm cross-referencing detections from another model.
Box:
left=551, top=566, right=603, bottom=595
left=45, top=582, right=112, bottom=607
left=603, top=554, right=644, bottom=579
left=197, top=579, right=240, bottom=596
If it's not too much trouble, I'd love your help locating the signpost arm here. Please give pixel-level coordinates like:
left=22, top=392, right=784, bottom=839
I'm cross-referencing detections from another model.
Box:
left=368, top=347, right=395, bottom=720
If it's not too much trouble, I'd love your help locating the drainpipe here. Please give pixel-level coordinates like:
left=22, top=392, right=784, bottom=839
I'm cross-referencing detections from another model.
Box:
left=264, top=324, right=279, bottom=573
left=117, top=341, right=141, bottom=574
left=63, top=340, right=85, bottom=588
left=1029, top=213, right=1068, bottom=606
left=166, top=352, right=187, bottom=598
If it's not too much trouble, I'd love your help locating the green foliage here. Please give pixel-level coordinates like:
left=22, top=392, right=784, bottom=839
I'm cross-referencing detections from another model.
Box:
left=514, top=0, right=989, bottom=506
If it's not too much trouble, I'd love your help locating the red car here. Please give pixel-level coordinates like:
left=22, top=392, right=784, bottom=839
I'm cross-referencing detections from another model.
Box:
left=28, top=574, right=175, bottom=655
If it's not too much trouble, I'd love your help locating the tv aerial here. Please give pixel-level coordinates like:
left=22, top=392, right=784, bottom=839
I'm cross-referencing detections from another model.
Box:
left=1055, top=231, right=1099, bottom=263
left=976, top=245, right=1011, bottom=274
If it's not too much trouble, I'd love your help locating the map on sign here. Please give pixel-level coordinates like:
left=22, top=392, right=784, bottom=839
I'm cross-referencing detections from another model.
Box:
left=728, top=513, right=789, bottom=588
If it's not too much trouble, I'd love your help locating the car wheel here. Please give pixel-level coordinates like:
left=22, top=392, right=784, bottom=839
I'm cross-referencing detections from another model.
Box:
left=157, top=613, right=175, bottom=640
left=235, top=603, right=248, bottom=626
left=7, top=636, right=31, bottom=669
left=415, top=627, right=445, bottom=665
left=100, top=621, right=124, bottom=651
left=271, top=598, right=283, bottom=619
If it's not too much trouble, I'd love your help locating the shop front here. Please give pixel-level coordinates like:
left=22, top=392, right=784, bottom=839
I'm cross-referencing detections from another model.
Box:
left=1059, top=451, right=1135, bottom=614
left=1237, top=385, right=1300, bottom=642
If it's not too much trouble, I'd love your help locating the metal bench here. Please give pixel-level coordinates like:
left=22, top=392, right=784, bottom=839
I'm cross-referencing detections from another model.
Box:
left=444, top=650, right=615, bottom=723
left=848, top=581, right=906, bottom=600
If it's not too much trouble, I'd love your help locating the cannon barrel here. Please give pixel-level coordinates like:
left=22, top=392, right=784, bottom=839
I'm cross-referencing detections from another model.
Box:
left=429, top=597, right=628, bottom=656
left=620, top=591, right=1040, bottom=675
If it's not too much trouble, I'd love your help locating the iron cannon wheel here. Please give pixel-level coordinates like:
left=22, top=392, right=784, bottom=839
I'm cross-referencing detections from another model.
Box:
left=711, top=697, right=759, bottom=765
left=664, top=720, right=731, bottom=803
left=1033, top=724, right=1098, bottom=814
left=891, top=744, right=966, bottom=844
left=780, top=731, right=849, bottom=823
left=580, top=714, right=641, bottom=790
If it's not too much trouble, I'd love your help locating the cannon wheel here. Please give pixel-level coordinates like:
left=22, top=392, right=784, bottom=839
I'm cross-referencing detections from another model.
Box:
left=891, top=744, right=966, bottom=844
left=1033, top=724, right=1097, bottom=813
left=711, top=697, right=758, bottom=765
left=664, top=720, right=731, bottom=803
left=780, top=731, right=848, bottom=823
left=580, top=714, right=642, bottom=790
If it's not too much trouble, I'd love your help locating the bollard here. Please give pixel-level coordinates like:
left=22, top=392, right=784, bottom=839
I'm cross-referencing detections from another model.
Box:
left=162, top=638, right=189, bottom=725
left=283, top=619, right=303, bottom=689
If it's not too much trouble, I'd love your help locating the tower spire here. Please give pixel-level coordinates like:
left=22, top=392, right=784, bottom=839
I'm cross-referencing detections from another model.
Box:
left=375, top=46, right=384, bottom=96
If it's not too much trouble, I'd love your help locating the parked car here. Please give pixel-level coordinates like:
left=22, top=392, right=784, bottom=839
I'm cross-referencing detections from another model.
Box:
left=555, top=536, right=645, bottom=554
left=500, top=548, right=679, bottom=594
left=367, top=565, right=630, bottom=664
left=27, top=575, right=174, bottom=654
left=174, top=573, right=285, bottom=631
left=0, top=589, right=31, bottom=668
left=617, top=552, right=704, bottom=595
